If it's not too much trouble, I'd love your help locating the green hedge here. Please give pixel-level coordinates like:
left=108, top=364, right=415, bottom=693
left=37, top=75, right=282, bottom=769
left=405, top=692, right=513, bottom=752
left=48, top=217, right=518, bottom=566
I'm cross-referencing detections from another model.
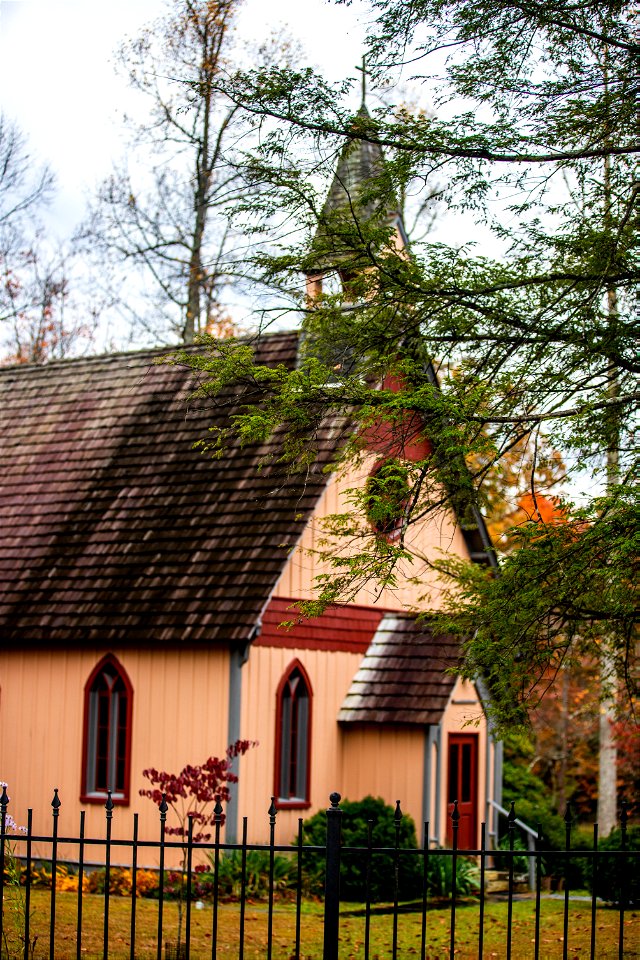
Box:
left=301, top=796, right=479, bottom=902
left=583, top=827, right=640, bottom=906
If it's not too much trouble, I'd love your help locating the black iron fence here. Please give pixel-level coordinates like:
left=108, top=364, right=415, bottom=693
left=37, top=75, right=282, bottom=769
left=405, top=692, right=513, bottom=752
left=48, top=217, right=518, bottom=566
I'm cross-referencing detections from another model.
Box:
left=1, top=788, right=637, bottom=960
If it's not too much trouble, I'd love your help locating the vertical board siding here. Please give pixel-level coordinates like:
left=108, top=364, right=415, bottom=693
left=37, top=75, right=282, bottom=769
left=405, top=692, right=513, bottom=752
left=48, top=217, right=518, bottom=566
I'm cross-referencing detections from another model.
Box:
left=0, top=646, right=230, bottom=863
left=274, top=459, right=470, bottom=611
left=238, top=644, right=365, bottom=840
left=339, top=726, right=425, bottom=832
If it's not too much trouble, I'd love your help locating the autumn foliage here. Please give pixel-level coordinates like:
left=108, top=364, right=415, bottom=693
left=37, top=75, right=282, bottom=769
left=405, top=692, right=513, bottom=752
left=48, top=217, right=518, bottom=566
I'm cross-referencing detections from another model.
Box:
left=139, top=739, right=257, bottom=842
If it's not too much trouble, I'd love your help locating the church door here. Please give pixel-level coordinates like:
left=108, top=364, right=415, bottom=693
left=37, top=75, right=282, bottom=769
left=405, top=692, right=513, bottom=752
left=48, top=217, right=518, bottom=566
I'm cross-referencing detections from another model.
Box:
left=446, top=733, right=478, bottom=849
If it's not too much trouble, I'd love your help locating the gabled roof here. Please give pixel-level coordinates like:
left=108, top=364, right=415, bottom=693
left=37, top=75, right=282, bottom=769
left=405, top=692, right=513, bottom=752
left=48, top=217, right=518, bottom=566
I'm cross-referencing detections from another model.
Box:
left=0, top=333, right=344, bottom=647
left=338, top=613, right=460, bottom=725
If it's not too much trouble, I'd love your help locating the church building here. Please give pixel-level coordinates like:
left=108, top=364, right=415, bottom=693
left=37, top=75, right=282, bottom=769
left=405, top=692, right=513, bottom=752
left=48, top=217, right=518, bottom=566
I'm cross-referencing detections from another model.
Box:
left=0, top=109, right=502, bottom=858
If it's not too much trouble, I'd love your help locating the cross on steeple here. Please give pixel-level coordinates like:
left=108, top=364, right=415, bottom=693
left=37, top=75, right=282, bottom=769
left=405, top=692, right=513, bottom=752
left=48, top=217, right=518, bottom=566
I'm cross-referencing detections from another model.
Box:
left=355, top=55, right=369, bottom=107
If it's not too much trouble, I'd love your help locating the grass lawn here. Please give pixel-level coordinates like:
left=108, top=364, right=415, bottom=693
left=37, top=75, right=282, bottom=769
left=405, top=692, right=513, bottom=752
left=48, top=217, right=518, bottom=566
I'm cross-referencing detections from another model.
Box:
left=1, top=890, right=637, bottom=959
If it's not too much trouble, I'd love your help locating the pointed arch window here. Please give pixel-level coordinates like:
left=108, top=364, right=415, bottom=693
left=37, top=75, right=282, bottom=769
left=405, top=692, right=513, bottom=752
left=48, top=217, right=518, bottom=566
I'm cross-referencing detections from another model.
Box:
left=81, top=655, right=133, bottom=804
left=365, top=458, right=410, bottom=540
left=275, top=660, right=312, bottom=807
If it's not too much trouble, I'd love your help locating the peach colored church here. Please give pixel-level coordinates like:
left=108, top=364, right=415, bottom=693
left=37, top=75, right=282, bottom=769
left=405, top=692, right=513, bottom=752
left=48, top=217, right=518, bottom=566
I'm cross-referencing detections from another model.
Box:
left=0, top=124, right=502, bottom=861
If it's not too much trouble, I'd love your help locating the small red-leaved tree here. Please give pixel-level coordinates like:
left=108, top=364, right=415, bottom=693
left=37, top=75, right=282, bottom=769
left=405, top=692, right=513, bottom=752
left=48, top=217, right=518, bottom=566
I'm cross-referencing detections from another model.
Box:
left=140, top=739, right=256, bottom=949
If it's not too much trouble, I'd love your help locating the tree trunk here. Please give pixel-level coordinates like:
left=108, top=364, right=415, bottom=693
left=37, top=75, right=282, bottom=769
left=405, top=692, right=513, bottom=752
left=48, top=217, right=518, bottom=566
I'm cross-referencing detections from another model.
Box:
left=597, top=120, right=619, bottom=833
left=598, top=685, right=617, bottom=836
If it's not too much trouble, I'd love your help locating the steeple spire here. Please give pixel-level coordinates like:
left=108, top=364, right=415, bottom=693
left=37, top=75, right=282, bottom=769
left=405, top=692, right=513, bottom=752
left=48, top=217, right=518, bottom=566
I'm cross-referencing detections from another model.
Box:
left=305, top=57, right=409, bottom=285
left=355, top=55, right=368, bottom=109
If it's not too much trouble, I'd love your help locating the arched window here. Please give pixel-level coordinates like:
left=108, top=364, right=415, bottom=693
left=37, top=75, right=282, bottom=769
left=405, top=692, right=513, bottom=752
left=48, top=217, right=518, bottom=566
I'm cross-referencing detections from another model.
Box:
left=365, top=458, right=410, bottom=539
left=275, top=660, right=312, bottom=807
left=81, top=655, right=133, bottom=804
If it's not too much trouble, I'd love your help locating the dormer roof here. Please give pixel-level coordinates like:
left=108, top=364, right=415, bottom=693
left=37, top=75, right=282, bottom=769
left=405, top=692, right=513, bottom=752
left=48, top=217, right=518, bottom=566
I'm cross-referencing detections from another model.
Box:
left=338, top=613, right=460, bottom=725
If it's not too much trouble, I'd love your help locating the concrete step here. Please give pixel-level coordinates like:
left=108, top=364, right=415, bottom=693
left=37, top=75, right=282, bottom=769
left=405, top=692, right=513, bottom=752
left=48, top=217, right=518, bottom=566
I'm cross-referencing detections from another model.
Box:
left=484, top=869, right=529, bottom=894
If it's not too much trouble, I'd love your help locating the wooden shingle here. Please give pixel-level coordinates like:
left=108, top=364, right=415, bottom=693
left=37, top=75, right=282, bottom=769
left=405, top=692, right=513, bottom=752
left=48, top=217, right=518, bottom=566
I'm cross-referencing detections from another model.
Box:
left=338, top=614, right=460, bottom=725
left=0, top=333, right=344, bottom=647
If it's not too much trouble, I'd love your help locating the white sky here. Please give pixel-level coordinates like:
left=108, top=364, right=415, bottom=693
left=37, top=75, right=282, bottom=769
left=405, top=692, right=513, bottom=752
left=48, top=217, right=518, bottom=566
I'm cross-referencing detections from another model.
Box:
left=0, top=0, right=369, bottom=234
left=0, top=1, right=594, bottom=499
left=0, top=0, right=499, bottom=347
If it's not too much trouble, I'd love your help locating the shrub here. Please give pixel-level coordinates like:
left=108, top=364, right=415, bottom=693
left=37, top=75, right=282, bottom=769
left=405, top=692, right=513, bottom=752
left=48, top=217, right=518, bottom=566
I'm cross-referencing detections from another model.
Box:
left=26, top=864, right=52, bottom=889
left=135, top=869, right=161, bottom=898
left=85, top=867, right=127, bottom=896
left=424, top=851, right=480, bottom=899
left=302, top=796, right=422, bottom=902
left=55, top=865, right=88, bottom=893
left=584, top=826, right=640, bottom=906
left=206, top=849, right=298, bottom=900
left=84, top=866, right=159, bottom=897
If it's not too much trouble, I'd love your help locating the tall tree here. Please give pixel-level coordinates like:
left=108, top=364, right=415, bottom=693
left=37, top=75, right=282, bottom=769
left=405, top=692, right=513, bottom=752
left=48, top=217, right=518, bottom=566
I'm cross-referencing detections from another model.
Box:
left=168, top=2, right=638, bottom=745
left=0, top=114, right=53, bottom=238
left=0, top=115, right=98, bottom=363
left=84, top=0, right=259, bottom=345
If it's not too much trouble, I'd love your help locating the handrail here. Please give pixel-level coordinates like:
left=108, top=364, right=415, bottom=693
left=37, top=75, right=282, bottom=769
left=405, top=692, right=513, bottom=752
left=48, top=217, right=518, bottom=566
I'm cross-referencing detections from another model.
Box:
left=490, top=798, right=538, bottom=839
left=489, top=799, right=537, bottom=891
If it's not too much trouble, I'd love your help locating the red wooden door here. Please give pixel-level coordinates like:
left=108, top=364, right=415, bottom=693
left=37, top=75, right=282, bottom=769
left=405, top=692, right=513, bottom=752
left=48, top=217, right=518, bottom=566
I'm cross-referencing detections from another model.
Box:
left=446, top=734, right=478, bottom=849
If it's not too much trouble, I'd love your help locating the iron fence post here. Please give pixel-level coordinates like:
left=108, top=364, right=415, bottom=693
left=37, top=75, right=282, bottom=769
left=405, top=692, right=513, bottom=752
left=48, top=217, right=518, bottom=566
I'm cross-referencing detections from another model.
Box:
left=563, top=803, right=572, bottom=960
left=392, top=800, right=402, bottom=960
left=157, top=792, right=168, bottom=960
left=50, top=788, right=61, bottom=960
left=450, top=800, right=460, bottom=960
left=618, top=800, right=628, bottom=960
left=103, top=791, right=113, bottom=960
left=0, top=784, right=8, bottom=953
left=323, top=792, right=342, bottom=960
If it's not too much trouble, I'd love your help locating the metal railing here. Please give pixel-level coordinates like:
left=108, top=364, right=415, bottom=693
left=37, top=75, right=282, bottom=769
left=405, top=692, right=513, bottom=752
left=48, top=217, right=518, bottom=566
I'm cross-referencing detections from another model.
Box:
left=1, top=788, right=636, bottom=960
left=489, top=798, right=539, bottom=890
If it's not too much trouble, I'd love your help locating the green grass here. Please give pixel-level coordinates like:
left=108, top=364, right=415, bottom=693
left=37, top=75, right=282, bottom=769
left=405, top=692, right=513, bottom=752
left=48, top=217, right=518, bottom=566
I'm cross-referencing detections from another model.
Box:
left=1, top=890, right=637, bottom=959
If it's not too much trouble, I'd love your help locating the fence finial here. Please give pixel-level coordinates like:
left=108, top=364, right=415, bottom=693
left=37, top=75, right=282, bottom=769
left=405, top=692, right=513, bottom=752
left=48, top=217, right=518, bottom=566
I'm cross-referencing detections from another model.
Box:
left=268, top=797, right=277, bottom=822
left=105, top=791, right=114, bottom=818
left=507, top=801, right=516, bottom=828
left=214, top=796, right=224, bottom=822
left=329, top=792, right=341, bottom=809
left=620, top=799, right=628, bottom=830
left=51, top=788, right=61, bottom=814
left=0, top=784, right=8, bottom=837
left=394, top=800, right=403, bottom=822
left=563, top=803, right=572, bottom=825
left=159, top=792, right=168, bottom=821
left=451, top=799, right=460, bottom=824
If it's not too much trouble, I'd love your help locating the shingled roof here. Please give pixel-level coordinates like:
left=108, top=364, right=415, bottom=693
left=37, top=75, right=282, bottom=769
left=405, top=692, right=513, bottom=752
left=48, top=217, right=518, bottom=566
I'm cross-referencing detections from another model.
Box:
left=338, top=614, right=461, bottom=725
left=0, top=332, right=344, bottom=647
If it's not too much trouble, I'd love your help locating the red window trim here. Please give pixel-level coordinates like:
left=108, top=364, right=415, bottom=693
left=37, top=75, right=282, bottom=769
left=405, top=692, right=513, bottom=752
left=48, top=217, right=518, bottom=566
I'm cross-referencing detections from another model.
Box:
left=80, top=653, right=133, bottom=805
left=274, top=659, right=313, bottom=806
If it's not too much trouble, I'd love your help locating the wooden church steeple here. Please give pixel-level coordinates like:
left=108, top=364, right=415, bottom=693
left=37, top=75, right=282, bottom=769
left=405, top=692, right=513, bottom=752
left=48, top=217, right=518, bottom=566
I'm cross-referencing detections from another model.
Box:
left=306, top=81, right=409, bottom=301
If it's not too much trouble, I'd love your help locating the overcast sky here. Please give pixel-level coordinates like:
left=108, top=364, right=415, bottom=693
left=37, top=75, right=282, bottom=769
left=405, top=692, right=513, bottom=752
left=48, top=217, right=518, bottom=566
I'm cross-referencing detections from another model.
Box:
left=0, top=0, right=496, bottom=345
left=0, top=0, right=369, bottom=234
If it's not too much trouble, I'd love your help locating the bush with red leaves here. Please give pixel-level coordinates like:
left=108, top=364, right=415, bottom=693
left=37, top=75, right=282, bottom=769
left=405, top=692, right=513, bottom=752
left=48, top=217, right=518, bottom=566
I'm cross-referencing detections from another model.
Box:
left=139, top=739, right=257, bottom=843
